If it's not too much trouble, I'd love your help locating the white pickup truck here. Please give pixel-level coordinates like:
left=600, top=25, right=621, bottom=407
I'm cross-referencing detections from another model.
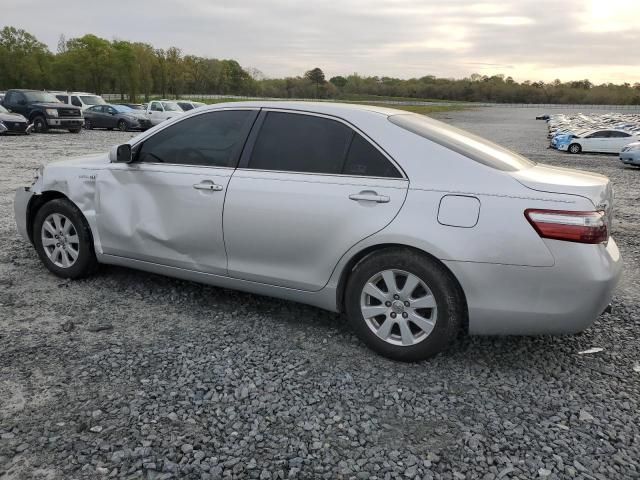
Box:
left=146, top=100, right=185, bottom=126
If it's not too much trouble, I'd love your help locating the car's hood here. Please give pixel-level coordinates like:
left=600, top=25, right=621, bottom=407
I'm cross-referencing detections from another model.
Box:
left=31, top=102, right=69, bottom=109
left=48, top=153, right=110, bottom=169
left=0, top=112, right=27, bottom=122
left=511, top=163, right=612, bottom=209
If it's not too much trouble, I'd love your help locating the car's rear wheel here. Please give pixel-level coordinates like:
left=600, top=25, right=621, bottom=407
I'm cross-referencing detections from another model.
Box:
left=33, top=199, right=98, bottom=279
left=569, top=143, right=581, bottom=154
left=117, top=120, right=127, bottom=131
left=345, top=248, right=464, bottom=362
left=32, top=115, right=48, bottom=133
left=84, top=119, right=93, bottom=130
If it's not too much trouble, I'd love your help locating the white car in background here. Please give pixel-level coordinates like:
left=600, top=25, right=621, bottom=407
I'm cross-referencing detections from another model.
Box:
left=561, top=129, right=640, bottom=154
left=146, top=100, right=185, bottom=125
left=51, top=92, right=107, bottom=111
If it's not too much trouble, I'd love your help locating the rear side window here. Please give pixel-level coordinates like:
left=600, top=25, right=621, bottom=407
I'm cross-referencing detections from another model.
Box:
left=56, top=95, right=69, bottom=103
left=248, top=112, right=352, bottom=174
left=344, top=134, right=402, bottom=178
left=136, top=110, right=257, bottom=168
left=389, top=113, right=535, bottom=172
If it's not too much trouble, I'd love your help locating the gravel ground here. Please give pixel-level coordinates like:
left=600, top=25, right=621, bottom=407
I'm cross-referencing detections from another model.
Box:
left=0, top=108, right=639, bottom=480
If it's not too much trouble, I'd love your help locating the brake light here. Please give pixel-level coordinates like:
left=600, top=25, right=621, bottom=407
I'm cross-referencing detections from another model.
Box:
left=524, top=209, right=608, bottom=244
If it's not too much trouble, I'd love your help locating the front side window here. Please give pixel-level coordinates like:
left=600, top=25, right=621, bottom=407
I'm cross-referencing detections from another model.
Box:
left=178, top=102, right=194, bottom=111
left=136, top=110, right=257, bottom=168
left=71, top=96, right=82, bottom=107
left=150, top=102, right=163, bottom=112
left=587, top=131, right=606, bottom=139
left=248, top=112, right=352, bottom=174
left=56, top=95, right=69, bottom=103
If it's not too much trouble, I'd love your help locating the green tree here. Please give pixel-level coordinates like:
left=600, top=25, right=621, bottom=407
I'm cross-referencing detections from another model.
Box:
left=305, top=67, right=326, bottom=98
left=329, top=75, right=347, bottom=88
left=0, top=26, right=52, bottom=89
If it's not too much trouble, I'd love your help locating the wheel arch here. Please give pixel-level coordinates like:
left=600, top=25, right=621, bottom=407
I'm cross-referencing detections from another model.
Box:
left=26, top=191, right=93, bottom=245
left=335, top=243, right=469, bottom=332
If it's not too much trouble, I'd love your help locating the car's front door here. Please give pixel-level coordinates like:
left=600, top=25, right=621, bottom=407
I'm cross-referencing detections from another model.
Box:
left=96, top=109, right=258, bottom=275
left=223, top=110, right=409, bottom=291
left=104, top=106, right=119, bottom=128
left=581, top=131, right=606, bottom=152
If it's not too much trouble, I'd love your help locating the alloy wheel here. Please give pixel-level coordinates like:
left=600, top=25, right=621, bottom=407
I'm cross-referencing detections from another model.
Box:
left=360, top=269, right=438, bottom=346
left=41, top=213, right=80, bottom=268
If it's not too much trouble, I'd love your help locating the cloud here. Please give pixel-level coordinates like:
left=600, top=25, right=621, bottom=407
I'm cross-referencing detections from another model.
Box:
left=2, top=0, right=639, bottom=83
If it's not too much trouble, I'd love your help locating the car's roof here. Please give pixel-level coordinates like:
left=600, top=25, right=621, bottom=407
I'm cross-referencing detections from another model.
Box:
left=200, top=101, right=407, bottom=118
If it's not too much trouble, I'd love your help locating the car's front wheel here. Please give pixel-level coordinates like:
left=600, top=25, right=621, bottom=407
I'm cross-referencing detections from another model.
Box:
left=32, top=115, right=48, bottom=133
left=33, top=199, right=98, bottom=279
left=117, top=120, right=128, bottom=131
left=345, top=248, right=465, bottom=362
left=568, top=143, right=581, bottom=154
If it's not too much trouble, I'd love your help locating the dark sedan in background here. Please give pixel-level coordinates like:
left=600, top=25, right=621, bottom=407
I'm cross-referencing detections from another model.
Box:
left=0, top=104, right=32, bottom=134
left=83, top=104, right=152, bottom=131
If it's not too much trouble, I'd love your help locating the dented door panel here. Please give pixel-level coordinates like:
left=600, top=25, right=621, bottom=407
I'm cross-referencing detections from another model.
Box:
left=96, top=163, right=230, bottom=275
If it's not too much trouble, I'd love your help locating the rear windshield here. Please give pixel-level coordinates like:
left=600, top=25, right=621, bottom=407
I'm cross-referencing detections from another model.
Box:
left=389, top=113, right=535, bottom=172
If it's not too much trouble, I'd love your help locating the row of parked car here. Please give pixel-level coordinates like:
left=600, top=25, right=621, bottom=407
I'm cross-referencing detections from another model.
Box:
left=541, top=113, right=640, bottom=166
left=0, top=89, right=205, bottom=135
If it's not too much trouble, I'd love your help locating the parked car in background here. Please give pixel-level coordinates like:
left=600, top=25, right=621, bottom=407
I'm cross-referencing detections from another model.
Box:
left=116, top=103, right=145, bottom=110
left=177, top=100, right=206, bottom=111
left=1, top=89, right=83, bottom=133
left=146, top=100, right=184, bottom=125
left=0, top=104, right=32, bottom=134
left=559, top=129, right=640, bottom=154
left=13, top=102, right=621, bottom=361
left=83, top=104, right=152, bottom=131
left=620, top=142, right=640, bottom=166
left=51, top=91, right=106, bottom=110
left=0, top=92, right=5, bottom=103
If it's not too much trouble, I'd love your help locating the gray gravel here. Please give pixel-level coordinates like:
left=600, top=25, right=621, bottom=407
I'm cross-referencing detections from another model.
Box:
left=1, top=109, right=639, bottom=479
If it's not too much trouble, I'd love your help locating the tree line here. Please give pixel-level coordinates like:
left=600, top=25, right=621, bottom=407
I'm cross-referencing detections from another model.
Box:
left=2, top=25, right=640, bottom=105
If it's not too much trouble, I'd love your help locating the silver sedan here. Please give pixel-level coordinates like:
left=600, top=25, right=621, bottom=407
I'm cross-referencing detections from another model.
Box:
left=14, top=102, right=622, bottom=361
left=620, top=142, right=640, bottom=166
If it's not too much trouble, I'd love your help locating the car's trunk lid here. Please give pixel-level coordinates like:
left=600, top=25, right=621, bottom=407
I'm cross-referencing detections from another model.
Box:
left=511, top=164, right=613, bottom=212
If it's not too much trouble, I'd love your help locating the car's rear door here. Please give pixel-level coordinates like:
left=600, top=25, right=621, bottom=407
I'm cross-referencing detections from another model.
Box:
left=96, top=108, right=258, bottom=275
left=223, top=109, right=409, bottom=291
left=608, top=131, right=632, bottom=152
left=88, top=106, right=106, bottom=128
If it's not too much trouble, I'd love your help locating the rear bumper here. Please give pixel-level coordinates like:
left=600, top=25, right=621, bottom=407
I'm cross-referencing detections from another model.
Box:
left=14, top=187, right=34, bottom=242
left=445, top=238, right=622, bottom=335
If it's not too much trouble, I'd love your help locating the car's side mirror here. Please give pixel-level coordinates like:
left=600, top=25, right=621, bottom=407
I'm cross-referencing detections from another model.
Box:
left=109, top=144, right=133, bottom=163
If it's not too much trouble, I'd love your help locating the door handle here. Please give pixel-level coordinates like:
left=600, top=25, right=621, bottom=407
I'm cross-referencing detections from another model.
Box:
left=193, top=182, right=223, bottom=191
left=349, top=191, right=390, bottom=203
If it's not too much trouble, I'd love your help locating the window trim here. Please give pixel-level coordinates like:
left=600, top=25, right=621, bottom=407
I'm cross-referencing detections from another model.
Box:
left=237, top=108, right=407, bottom=180
left=130, top=108, right=259, bottom=170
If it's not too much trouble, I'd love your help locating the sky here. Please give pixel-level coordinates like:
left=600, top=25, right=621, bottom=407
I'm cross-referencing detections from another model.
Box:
left=3, top=0, right=640, bottom=84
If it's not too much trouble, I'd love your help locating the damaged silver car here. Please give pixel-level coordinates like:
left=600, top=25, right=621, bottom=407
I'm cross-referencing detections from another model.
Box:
left=14, top=102, right=622, bottom=361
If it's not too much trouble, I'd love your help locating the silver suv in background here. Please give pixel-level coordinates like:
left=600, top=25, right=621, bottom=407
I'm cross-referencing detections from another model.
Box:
left=51, top=91, right=107, bottom=111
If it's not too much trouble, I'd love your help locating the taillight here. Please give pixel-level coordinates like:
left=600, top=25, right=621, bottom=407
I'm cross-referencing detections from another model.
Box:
left=524, top=209, right=608, bottom=244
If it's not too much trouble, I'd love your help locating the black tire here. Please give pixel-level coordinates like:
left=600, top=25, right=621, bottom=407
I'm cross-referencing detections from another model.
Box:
left=345, top=248, right=465, bottom=362
left=84, top=119, right=93, bottom=130
left=117, top=120, right=128, bottom=132
left=68, top=128, right=82, bottom=134
left=32, top=115, right=48, bottom=133
left=568, top=143, right=581, bottom=154
left=32, top=199, right=98, bottom=279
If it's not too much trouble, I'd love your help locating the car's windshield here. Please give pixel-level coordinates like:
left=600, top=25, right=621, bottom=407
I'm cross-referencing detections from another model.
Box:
left=80, top=95, right=106, bottom=105
left=0, top=105, right=8, bottom=113
left=162, top=102, right=183, bottom=112
left=112, top=105, right=133, bottom=113
left=24, top=91, right=61, bottom=103
left=389, top=113, right=535, bottom=172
